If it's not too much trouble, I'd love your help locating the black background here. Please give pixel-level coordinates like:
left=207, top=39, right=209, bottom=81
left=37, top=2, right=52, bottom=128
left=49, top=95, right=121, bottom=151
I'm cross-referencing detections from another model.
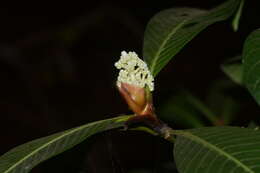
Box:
left=0, top=0, right=259, bottom=172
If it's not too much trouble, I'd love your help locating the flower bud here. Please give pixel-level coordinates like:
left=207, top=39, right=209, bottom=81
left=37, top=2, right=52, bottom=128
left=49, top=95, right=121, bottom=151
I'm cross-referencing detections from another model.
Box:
left=117, top=82, right=152, bottom=115
left=115, top=51, right=155, bottom=115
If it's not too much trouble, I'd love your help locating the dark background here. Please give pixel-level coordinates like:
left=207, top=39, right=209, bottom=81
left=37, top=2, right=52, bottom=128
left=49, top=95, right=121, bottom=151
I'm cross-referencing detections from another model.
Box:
left=0, top=0, right=259, bottom=172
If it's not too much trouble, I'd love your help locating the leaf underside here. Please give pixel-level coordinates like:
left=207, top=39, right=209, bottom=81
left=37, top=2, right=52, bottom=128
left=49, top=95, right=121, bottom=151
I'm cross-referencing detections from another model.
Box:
left=174, top=126, right=260, bottom=173
left=242, top=29, right=260, bottom=105
left=143, top=0, right=241, bottom=77
left=0, top=115, right=130, bottom=173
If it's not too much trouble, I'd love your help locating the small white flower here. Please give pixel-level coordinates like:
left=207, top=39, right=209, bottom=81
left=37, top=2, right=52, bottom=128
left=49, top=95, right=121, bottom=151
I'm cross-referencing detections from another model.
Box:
left=115, top=51, right=154, bottom=91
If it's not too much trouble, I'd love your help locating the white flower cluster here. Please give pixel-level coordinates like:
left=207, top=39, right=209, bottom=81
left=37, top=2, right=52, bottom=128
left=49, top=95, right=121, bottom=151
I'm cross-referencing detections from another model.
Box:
left=115, top=51, right=154, bottom=91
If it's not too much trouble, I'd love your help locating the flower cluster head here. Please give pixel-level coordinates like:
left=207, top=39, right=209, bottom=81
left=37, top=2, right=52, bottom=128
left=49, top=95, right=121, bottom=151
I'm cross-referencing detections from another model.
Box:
left=115, top=51, right=154, bottom=91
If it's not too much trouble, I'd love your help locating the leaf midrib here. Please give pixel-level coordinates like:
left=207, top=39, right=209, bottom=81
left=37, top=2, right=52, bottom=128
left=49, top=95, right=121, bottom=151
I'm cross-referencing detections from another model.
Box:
left=149, top=20, right=187, bottom=76
left=175, top=131, right=255, bottom=173
left=3, top=116, right=129, bottom=173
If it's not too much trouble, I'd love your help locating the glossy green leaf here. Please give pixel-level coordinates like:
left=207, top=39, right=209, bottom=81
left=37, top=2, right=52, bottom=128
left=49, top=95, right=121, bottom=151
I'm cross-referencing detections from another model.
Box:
left=143, top=0, right=241, bottom=77
left=221, top=59, right=243, bottom=85
left=174, top=126, right=260, bottom=173
left=0, top=115, right=130, bottom=173
left=242, top=29, right=260, bottom=105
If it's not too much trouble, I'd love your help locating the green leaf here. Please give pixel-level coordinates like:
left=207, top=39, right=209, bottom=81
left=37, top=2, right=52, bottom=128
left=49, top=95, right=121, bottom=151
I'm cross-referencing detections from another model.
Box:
left=158, top=90, right=221, bottom=128
left=0, top=115, right=130, bottom=173
left=174, top=126, right=260, bottom=173
left=206, top=80, right=241, bottom=125
left=232, top=0, right=245, bottom=31
left=242, top=29, right=260, bottom=105
left=183, top=92, right=219, bottom=125
left=143, top=0, right=241, bottom=77
left=221, top=58, right=243, bottom=85
left=158, top=92, right=206, bottom=128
